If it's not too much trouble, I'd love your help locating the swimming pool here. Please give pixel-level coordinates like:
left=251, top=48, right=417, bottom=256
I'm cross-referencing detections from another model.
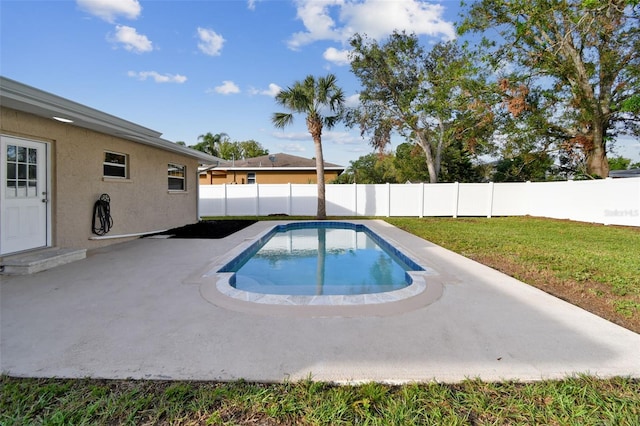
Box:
left=209, top=221, right=433, bottom=306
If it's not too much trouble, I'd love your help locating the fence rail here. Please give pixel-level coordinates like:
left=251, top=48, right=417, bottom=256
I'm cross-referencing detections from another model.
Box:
left=198, top=177, right=640, bottom=227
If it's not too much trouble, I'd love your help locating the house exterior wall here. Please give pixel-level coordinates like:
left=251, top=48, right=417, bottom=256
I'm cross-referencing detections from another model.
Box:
left=200, top=169, right=342, bottom=185
left=1, top=107, right=199, bottom=251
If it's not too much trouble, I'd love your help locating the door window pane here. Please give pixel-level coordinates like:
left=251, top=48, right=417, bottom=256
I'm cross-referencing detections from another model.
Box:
left=7, top=163, right=16, bottom=179
left=17, top=146, right=26, bottom=162
left=7, top=145, right=16, bottom=161
left=6, top=180, right=17, bottom=198
left=17, top=180, right=27, bottom=197
left=18, top=164, right=27, bottom=179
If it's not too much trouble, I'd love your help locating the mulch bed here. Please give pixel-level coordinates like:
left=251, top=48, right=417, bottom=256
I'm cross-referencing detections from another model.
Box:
left=153, top=220, right=257, bottom=239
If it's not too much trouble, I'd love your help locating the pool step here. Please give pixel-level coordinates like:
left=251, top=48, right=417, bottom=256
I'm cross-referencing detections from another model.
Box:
left=0, top=247, right=86, bottom=275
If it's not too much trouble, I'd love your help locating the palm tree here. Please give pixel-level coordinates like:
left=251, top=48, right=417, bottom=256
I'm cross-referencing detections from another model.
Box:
left=192, top=132, right=228, bottom=157
left=272, top=74, right=345, bottom=219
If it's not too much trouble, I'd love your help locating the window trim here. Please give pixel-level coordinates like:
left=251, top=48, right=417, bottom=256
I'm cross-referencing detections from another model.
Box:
left=103, top=151, right=128, bottom=179
left=168, top=163, right=186, bottom=192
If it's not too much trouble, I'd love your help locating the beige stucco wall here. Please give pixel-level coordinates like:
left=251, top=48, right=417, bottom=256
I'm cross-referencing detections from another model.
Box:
left=201, top=169, right=341, bottom=185
left=1, top=107, right=200, bottom=251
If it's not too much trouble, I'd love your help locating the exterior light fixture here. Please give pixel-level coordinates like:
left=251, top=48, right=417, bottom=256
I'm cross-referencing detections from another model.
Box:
left=53, top=116, right=74, bottom=123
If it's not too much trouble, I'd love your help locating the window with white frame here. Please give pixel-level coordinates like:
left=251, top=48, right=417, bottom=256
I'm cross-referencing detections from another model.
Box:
left=103, top=151, right=128, bottom=178
left=247, top=172, right=256, bottom=184
left=168, top=163, right=186, bottom=191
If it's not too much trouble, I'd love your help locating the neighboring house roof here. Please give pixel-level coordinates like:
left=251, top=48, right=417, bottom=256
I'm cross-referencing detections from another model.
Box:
left=0, top=76, right=222, bottom=164
left=207, top=152, right=344, bottom=172
left=609, top=168, right=640, bottom=178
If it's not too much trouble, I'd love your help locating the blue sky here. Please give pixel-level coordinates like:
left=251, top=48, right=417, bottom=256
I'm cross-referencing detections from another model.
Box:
left=1, top=0, right=638, bottom=166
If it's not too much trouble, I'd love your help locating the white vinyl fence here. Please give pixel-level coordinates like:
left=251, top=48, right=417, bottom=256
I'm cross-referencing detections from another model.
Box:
left=199, top=177, right=640, bottom=227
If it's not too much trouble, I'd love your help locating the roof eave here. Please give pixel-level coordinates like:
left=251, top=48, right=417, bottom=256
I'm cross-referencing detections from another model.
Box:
left=1, top=76, right=220, bottom=164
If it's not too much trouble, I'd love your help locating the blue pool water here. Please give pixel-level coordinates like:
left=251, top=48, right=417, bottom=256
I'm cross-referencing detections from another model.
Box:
left=218, top=222, right=423, bottom=296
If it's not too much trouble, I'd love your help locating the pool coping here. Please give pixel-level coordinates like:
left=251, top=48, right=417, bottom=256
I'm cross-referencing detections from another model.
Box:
left=197, top=220, right=444, bottom=315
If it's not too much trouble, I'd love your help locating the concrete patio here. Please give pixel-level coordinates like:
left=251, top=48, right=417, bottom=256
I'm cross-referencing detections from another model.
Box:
left=1, top=221, right=639, bottom=383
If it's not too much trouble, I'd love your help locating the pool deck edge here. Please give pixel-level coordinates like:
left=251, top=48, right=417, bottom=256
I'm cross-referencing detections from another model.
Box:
left=1, top=220, right=639, bottom=383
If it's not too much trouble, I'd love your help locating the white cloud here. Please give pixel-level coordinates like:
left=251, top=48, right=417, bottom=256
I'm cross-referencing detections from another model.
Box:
left=341, top=0, right=456, bottom=41
left=272, top=131, right=312, bottom=142
left=323, top=47, right=351, bottom=66
left=197, top=27, right=225, bottom=56
left=344, top=93, right=360, bottom=108
left=110, top=25, right=152, bottom=53
left=127, top=71, right=187, bottom=83
left=278, top=143, right=307, bottom=153
left=250, top=83, right=282, bottom=97
left=323, top=130, right=362, bottom=145
left=287, top=0, right=455, bottom=50
left=494, top=59, right=515, bottom=78
left=77, top=0, right=141, bottom=23
left=212, top=80, right=240, bottom=95
left=288, top=0, right=344, bottom=50
left=247, top=0, right=260, bottom=10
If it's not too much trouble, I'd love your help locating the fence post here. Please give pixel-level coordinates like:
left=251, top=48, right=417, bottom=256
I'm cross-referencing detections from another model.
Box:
left=255, top=184, right=260, bottom=216
left=525, top=181, right=532, bottom=217
left=487, top=182, right=494, bottom=218
left=452, top=182, right=460, bottom=218
left=637, top=178, right=640, bottom=227
left=288, top=183, right=292, bottom=216
left=353, top=183, right=358, bottom=216
left=387, top=182, right=391, bottom=217
left=419, top=182, right=425, bottom=218
left=603, top=178, right=611, bottom=226
left=223, top=183, right=228, bottom=217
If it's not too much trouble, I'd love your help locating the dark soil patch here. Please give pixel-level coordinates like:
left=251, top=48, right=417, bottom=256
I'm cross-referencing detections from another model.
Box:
left=154, top=220, right=257, bottom=239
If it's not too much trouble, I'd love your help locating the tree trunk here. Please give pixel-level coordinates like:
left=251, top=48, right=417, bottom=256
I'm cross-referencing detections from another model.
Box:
left=313, top=136, right=327, bottom=219
left=416, top=132, right=438, bottom=183
left=585, top=121, right=609, bottom=179
left=434, top=120, right=445, bottom=180
left=585, top=142, right=609, bottom=178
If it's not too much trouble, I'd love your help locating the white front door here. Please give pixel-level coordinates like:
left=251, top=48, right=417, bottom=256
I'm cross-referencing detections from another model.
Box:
left=1, top=135, right=49, bottom=255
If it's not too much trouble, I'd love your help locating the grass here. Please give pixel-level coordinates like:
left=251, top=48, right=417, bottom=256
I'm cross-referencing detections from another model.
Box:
left=2, top=376, right=639, bottom=425
left=3, top=215, right=640, bottom=424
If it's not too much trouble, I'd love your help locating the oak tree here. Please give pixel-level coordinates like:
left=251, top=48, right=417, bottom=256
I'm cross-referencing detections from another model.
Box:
left=460, top=0, right=640, bottom=178
left=347, top=32, right=494, bottom=183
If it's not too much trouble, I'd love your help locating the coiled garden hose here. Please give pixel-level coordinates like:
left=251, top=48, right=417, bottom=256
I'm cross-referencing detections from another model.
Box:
left=92, top=193, right=113, bottom=235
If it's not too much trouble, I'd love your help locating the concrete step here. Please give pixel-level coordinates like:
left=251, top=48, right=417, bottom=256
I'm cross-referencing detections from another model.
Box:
left=0, top=248, right=87, bottom=275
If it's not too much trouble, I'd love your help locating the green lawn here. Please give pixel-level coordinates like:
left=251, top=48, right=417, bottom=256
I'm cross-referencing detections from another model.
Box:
left=3, top=216, right=639, bottom=425
left=2, top=376, right=639, bottom=425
